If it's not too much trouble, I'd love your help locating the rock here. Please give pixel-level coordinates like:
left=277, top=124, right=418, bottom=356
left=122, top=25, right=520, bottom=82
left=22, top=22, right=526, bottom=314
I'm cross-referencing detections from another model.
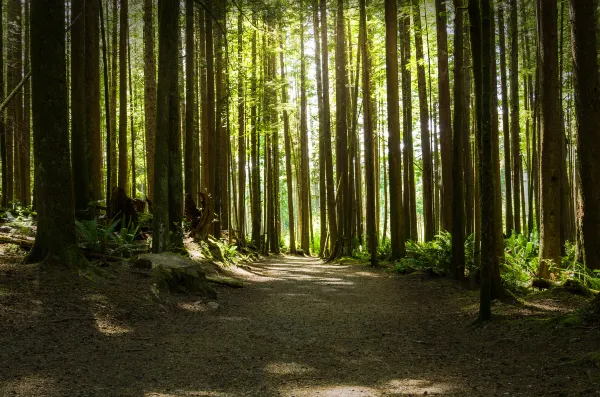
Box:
left=0, top=225, right=13, bottom=233
left=207, top=302, right=219, bottom=310
left=130, top=257, right=153, bottom=269
left=563, top=278, right=592, bottom=297
left=137, top=252, right=216, bottom=298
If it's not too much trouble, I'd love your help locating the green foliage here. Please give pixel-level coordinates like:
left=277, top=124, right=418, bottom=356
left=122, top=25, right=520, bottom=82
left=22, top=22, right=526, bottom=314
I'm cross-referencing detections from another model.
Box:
left=75, top=217, right=147, bottom=257
left=502, top=232, right=540, bottom=291
left=208, top=236, right=240, bottom=266
left=394, top=231, right=453, bottom=274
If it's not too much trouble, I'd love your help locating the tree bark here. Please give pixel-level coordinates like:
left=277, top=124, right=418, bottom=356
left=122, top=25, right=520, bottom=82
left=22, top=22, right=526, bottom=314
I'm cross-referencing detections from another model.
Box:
left=300, top=16, right=310, bottom=254
left=413, top=0, right=433, bottom=242
left=185, top=0, right=196, bottom=200
left=537, top=0, right=562, bottom=278
left=570, top=0, right=600, bottom=270
left=498, top=3, right=512, bottom=235
left=143, top=0, right=156, bottom=201
left=118, top=0, right=128, bottom=192
left=71, top=0, right=90, bottom=215
left=86, top=0, right=101, bottom=201
left=384, top=0, right=405, bottom=259
left=320, top=0, right=338, bottom=253
left=509, top=0, right=521, bottom=234
left=27, top=0, right=83, bottom=267
left=360, top=0, right=377, bottom=265
left=238, top=11, right=246, bottom=244
left=452, top=0, right=465, bottom=280
left=152, top=0, right=180, bottom=253
left=435, top=0, right=452, bottom=232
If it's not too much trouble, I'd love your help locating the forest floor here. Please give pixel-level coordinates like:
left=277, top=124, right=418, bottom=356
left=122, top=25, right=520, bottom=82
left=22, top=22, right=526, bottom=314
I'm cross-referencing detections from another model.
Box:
left=1, top=250, right=600, bottom=397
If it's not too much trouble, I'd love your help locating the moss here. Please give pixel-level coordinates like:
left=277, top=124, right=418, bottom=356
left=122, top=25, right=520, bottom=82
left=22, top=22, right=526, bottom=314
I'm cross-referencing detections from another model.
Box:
left=559, top=313, right=584, bottom=327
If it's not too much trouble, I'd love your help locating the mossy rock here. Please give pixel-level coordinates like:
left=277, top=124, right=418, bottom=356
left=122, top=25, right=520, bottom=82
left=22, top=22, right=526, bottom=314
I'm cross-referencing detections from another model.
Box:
left=562, top=278, right=593, bottom=297
left=139, top=253, right=216, bottom=298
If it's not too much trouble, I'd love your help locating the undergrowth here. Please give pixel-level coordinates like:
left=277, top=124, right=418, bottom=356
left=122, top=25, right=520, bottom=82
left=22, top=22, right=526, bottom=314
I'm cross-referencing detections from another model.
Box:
left=388, top=230, right=600, bottom=294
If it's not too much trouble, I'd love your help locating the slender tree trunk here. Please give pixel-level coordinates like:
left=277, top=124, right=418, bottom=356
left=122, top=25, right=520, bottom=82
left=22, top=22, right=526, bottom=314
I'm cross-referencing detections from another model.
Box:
left=86, top=0, right=101, bottom=201
left=143, top=0, right=156, bottom=202
left=570, top=0, right=600, bottom=270
left=109, top=0, right=118, bottom=194
left=0, top=3, right=6, bottom=208
left=470, top=0, right=495, bottom=322
left=320, top=0, right=338, bottom=253
left=238, top=11, right=246, bottom=244
left=100, top=0, right=112, bottom=212
left=215, top=1, right=227, bottom=237
left=384, top=0, right=405, bottom=258
left=10, top=0, right=22, bottom=205
left=498, top=4, right=512, bottom=235
left=128, top=30, right=136, bottom=198
left=490, top=4, right=504, bottom=299
left=335, top=0, right=351, bottom=256
left=509, top=0, right=521, bottom=234
left=118, top=0, right=128, bottom=192
left=537, top=0, right=562, bottom=278
left=400, top=0, right=417, bottom=241
left=152, top=0, right=179, bottom=253
left=312, top=0, right=327, bottom=256
left=452, top=0, right=465, bottom=280
left=184, top=0, right=196, bottom=199
left=22, top=0, right=31, bottom=206
left=71, top=0, right=90, bottom=215
left=280, top=39, right=295, bottom=254
left=360, top=0, right=377, bottom=265
left=26, top=0, right=83, bottom=266
left=205, top=4, right=217, bottom=237
left=435, top=0, right=452, bottom=232
left=250, top=14, right=260, bottom=248
left=413, top=0, right=433, bottom=241
left=300, top=16, right=310, bottom=254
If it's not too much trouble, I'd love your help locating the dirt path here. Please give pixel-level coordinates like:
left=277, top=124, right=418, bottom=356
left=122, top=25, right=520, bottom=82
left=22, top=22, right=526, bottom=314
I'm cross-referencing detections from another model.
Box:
left=1, top=255, right=598, bottom=396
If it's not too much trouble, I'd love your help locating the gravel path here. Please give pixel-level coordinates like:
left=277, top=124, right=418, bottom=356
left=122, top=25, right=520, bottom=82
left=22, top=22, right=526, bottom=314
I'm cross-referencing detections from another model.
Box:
left=1, top=255, right=598, bottom=396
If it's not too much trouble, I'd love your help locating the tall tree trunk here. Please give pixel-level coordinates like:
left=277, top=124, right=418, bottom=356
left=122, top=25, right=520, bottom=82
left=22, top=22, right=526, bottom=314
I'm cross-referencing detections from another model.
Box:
left=8, top=0, right=22, bottom=205
left=470, top=0, right=496, bottom=322
left=205, top=3, right=217, bottom=237
left=320, top=0, right=337, bottom=253
left=86, top=0, right=101, bottom=201
left=71, top=0, right=90, bottom=215
left=537, top=0, right=561, bottom=278
left=152, top=0, right=179, bottom=253
left=185, top=0, right=196, bottom=199
left=335, top=0, right=351, bottom=256
left=384, top=0, right=405, bottom=258
left=400, top=0, right=417, bottom=241
left=413, top=0, right=433, bottom=241
left=26, top=0, right=82, bottom=266
left=570, top=0, right=600, bottom=270
left=490, top=4, right=504, bottom=299
left=22, top=0, right=31, bottom=206
left=215, top=1, right=227, bottom=237
left=128, top=30, right=136, bottom=198
left=109, top=0, right=118, bottom=195
left=118, top=0, right=128, bottom=192
left=280, top=38, right=295, bottom=254
left=100, top=0, right=112, bottom=212
left=0, top=3, right=6, bottom=208
left=498, top=3, right=512, bottom=235
left=452, top=0, right=465, bottom=280
left=143, top=0, right=156, bottom=202
left=435, top=0, right=452, bottom=232
left=238, top=11, right=246, bottom=244
left=300, top=16, right=310, bottom=254
left=312, top=0, right=327, bottom=256
left=360, top=0, right=377, bottom=265
left=509, top=0, right=521, bottom=234
left=250, top=13, right=260, bottom=248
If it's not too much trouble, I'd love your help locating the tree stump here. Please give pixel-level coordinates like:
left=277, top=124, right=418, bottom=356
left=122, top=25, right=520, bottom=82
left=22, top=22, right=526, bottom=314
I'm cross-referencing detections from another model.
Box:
left=185, top=192, right=213, bottom=241
left=110, top=187, right=138, bottom=227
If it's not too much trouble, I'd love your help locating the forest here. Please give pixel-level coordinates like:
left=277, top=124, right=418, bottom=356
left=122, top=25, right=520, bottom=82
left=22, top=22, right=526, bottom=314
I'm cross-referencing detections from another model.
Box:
left=1, top=0, right=600, bottom=395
